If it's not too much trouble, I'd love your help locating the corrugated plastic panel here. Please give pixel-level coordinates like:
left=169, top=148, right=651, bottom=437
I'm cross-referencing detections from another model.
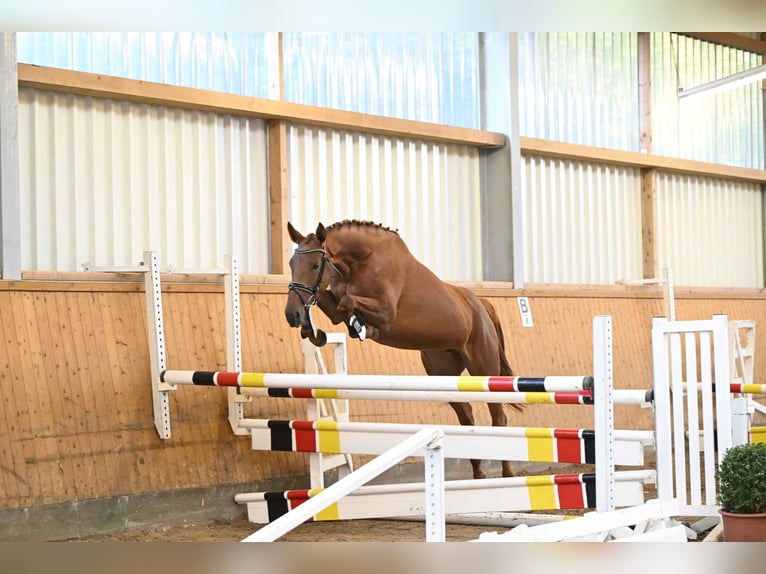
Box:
left=16, top=32, right=279, bottom=98
left=282, top=32, right=480, bottom=129
left=652, top=33, right=763, bottom=169
left=286, top=125, right=483, bottom=281
left=518, top=32, right=639, bottom=151
left=522, top=156, right=643, bottom=284
left=656, top=173, right=763, bottom=287
left=18, top=87, right=270, bottom=273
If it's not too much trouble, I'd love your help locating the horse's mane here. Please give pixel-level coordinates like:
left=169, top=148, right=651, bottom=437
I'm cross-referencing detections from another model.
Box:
left=326, top=219, right=399, bottom=236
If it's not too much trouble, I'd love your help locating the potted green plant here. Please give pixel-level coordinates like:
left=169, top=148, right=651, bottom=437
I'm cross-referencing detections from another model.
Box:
left=717, top=442, right=766, bottom=542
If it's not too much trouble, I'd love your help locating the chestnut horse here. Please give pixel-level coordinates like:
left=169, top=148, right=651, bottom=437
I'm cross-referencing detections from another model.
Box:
left=284, top=219, right=521, bottom=479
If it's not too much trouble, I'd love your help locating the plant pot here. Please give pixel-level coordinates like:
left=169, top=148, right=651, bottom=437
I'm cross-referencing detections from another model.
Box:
left=719, top=509, right=766, bottom=542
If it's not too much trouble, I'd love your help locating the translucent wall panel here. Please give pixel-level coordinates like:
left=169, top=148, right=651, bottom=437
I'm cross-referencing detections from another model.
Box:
left=286, top=125, right=482, bottom=281
left=652, top=33, right=763, bottom=169
left=282, top=33, right=480, bottom=129
left=656, top=173, right=763, bottom=287
left=16, top=32, right=279, bottom=98
left=522, top=156, right=643, bottom=284
left=518, top=32, right=639, bottom=151
left=18, top=88, right=270, bottom=273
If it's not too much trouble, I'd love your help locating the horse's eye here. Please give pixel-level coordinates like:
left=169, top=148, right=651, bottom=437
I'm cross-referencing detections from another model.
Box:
left=311, top=263, right=320, bottom=271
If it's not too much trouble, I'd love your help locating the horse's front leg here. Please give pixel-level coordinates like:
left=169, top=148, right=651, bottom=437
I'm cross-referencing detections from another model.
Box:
left=315, top=290, right=346, bottom=324
left=337, top=293, right=396, bottom=337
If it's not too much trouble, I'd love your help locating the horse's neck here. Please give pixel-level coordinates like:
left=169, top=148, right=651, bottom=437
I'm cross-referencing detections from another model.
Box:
left=326, top=227, right=396, bottom=266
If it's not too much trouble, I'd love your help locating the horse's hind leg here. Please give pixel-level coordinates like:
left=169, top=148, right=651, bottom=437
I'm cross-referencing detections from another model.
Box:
left=420, top=350, right=487, bottom=480
left=464, top=328, right=516, bottom=478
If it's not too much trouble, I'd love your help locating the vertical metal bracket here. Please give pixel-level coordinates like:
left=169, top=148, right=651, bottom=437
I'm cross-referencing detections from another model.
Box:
left=593, top=315, right=615, bottom=513
left=225, top=254, right=250, bottom=435
left=145, top=250, right=173, bottom=439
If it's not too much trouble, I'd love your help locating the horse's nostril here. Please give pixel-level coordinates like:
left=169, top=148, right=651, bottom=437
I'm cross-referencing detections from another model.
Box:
left=285, top=310, right=301, bottom=327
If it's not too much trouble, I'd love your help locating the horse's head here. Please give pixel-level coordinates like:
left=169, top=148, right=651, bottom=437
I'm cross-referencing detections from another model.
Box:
left=284, top=222, right=333, bottom=341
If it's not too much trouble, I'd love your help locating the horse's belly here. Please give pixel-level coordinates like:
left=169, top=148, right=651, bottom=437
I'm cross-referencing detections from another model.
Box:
left=375, top=325, right=465, bottom=351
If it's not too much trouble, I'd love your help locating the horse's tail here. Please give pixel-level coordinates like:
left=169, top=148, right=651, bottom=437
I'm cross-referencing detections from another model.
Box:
left=480, top=297, right=524, bottom=412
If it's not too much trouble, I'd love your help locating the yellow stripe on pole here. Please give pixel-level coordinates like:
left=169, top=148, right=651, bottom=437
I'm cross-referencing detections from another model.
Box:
left=751, top=426, right=766, bottom=444
left=523, top=392, right=555, bottom=404
left=315, top=421, right=341, bottom=452
left=525, top=428, right=554, bottom=462
left=457, top=376, right=486, bottom=392
left=306, top=489, right=340, bottom=521
left=239, top=373, right=266, bottom=387
left=314, top=389, right=339, bottom=399
left=525, top=475, right=557, bottom=510
left=315, top=501, right=340, bottom=521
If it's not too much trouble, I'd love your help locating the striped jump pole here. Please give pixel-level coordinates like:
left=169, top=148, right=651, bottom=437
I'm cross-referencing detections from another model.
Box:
left=730, top=383, right=766, bottom=394
left=237, top=387, right=652, bottom=406
left=235, top=470, right=654, bottom=524
left=160, top=371, right=594, bottom=393
left=242, top=419, right=652, bottom=466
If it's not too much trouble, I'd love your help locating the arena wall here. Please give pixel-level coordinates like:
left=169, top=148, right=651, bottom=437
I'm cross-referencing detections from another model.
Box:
left=1, top=275, right=765, bottom=538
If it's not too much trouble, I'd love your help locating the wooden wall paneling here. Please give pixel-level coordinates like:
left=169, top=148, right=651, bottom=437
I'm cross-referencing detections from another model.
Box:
left=6, top=281, right=766, bottom=511
left=121, top=292, right=152, bottom=427
left=99, top=291, right=142, bottom=494
left=0, top=292, right=22, bottom=504
left=48, top=291, right=90, bottom=501
left=20, top=291, right=56, bottom=501
left=65, top=292, right=100, bottom=501
left=81, top=292, right=124, bottom=498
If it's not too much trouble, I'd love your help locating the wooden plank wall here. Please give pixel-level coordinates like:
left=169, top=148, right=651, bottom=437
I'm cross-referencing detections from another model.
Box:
left=1, top=278, right=765, bottom=511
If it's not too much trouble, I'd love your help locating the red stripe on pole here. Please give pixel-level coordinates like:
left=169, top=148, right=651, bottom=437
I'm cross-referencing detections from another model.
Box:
left=292, top=421, right=317, bottom=452
left=731, top=383, right=743, bottom=393
left=292, top=388, right=314, bottom=399
left=285, top=490, right=313, bottom=520
left=285, top=489, right=311, bottom=501
left=216, top=372, right=240, bottom=386
left=554, top=474, right=586, bottom=509
left=487, top=377, right=518, bottom=391
left=554, top=392, right=588, bottom=404
left=554, top=429, right=584, bottom=463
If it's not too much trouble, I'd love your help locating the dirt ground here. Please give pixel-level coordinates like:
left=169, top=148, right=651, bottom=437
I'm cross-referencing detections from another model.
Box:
left=63, top=452, right=716, bottom=543
left=67, top=515, right=499, bottom=542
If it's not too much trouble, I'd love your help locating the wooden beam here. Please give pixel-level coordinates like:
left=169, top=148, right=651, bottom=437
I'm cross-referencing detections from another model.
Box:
left=18, top=64, right=505, bottom=149
left=641, top=169, right=658, bottom=280
left=521, top=137, right=766, bottom=184
left=679, top=33, right=766, bottom=55
left=268, top=120, right=290, bottom=274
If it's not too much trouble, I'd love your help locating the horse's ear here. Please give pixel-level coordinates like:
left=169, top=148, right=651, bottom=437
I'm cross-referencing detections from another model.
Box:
left=287, top=222, right=305, bottom=244
left=316, top=223, right=327, bottom=244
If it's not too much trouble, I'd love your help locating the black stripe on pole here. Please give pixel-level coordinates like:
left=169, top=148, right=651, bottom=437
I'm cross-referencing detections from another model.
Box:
left=191, top=371, right=217, bottom=385
left=264, top=492, right=290, bottom=522
left=582, top=430, right=596, bottom=463
left=582, top=473, right=597, bottom=508
left=582, top=376, right=594, bottom=391
left=267, top=420, right=293, bottom=451
left=268, top=388, right=291, bottom=398
left=514, top=378, right=546, bottom=392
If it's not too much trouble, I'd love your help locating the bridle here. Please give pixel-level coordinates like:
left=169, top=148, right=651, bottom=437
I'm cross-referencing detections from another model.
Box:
left=288, top=247, right=340, bottom=314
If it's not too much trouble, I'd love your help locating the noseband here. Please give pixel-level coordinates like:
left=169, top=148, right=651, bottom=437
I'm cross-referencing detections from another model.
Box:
left=288, top=248, right=340, bottom=312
